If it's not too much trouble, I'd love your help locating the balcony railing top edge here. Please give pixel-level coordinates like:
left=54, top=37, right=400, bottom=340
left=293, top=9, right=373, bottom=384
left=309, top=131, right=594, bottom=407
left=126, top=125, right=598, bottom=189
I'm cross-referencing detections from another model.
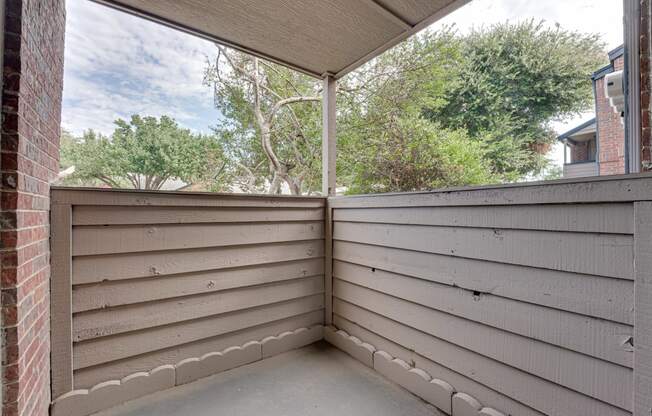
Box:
left=50, top=186, right=326, bottom=207
left=328, top=171, right=652, bottom=208
left=52, top=171, right=652, bottom=208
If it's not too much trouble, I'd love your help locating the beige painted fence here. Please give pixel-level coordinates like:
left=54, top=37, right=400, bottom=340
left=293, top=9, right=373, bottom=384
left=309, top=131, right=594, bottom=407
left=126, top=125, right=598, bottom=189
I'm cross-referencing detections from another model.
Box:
left=50, top=188, right=326, bottom=400
left=327, top=174, right=652, bottom=416
left=50, top=175, right=652, bottom=416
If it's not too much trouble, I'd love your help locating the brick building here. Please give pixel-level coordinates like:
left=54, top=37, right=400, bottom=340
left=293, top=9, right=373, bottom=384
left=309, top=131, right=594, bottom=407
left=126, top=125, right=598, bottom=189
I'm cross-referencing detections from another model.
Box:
left=0, top=1, right=66, bottom=415
left=559, top=46, right=626, bottom=178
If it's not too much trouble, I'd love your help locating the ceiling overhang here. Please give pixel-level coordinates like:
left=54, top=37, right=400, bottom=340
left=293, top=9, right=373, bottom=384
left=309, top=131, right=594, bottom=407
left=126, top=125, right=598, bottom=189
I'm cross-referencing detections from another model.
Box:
left=91, top=0, right=470, bottom=79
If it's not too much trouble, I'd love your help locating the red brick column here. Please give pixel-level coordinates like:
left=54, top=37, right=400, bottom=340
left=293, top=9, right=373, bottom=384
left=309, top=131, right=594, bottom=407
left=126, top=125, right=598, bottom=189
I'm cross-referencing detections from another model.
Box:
left=1, top=1, right=65, bottom=415
left=641, top=0, right=652, bottom=170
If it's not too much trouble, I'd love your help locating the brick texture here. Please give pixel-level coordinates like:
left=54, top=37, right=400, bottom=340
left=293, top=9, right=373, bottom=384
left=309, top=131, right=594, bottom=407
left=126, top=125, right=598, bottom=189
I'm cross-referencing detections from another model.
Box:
left=597, top=55, right=626, bottom=176
left=570, top=140, right=592, bottom=162
left=0, top=1, right=65, bottom=416
left=641, top=0, right=652, bottom=170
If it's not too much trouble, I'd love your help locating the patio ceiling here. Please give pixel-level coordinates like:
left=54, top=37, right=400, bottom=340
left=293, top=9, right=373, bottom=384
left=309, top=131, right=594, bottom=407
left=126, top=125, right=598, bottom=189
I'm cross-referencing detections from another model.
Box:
left=91, top=0, right=469, bottom=79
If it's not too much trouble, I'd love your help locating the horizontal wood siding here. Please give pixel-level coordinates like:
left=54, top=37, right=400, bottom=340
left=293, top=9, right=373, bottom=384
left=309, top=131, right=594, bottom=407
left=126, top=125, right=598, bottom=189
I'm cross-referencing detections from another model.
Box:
left=331, top=197, right=635, bottom=416
left=50, top=188, right=326, bottom=394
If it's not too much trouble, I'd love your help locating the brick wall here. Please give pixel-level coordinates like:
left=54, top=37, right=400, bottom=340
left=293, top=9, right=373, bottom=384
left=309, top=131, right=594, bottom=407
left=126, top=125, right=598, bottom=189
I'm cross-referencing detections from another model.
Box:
left=0, top=1, right=65, bottom=416
left=570, top=141, right=589, bottom=162
left=597, top=55, right=626, bottom=175
left=569, top=138, right=597, bottom=162
left=642, top=0, right=652, bottom=170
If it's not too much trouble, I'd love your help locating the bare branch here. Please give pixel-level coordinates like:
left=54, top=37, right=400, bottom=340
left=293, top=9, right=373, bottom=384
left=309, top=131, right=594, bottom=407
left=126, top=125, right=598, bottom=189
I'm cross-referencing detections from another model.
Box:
left=267, top=96, right=320, bottom=123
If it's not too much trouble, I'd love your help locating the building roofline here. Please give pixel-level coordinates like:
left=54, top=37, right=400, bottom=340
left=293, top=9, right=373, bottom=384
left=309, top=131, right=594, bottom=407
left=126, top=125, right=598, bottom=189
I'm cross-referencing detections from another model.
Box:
left=556, top=117, right=597, bottom=141
left=592, top=63, right=614, bottom=80
left=608, top=44, right=625, bottom=61
left=592, top=44, right=625, bottom=80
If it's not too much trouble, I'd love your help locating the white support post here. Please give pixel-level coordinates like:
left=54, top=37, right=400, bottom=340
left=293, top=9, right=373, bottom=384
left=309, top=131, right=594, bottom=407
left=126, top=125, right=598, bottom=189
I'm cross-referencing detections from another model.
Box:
left=321, top=74, right=336, bottom=326
left=322, top=74, right=336, bottom=196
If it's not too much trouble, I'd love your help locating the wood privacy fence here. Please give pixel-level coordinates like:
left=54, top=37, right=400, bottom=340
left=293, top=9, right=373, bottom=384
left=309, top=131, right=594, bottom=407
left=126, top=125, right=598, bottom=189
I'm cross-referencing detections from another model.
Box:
left=50, top=188, right=326, bottom=399
left=50, top=175, right=652, bottom=416
left=328, top=175, right=652, bottom=416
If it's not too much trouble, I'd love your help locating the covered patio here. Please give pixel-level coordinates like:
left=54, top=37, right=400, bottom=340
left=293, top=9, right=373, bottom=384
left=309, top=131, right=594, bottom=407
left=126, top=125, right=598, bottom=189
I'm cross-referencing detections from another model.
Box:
left=1, top=1, right=651, bottom=416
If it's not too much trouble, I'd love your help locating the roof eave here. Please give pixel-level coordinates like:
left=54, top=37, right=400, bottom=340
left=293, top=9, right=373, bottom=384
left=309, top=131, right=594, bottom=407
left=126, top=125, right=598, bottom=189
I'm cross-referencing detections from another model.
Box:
left=91, top=0, right=471, bottom=80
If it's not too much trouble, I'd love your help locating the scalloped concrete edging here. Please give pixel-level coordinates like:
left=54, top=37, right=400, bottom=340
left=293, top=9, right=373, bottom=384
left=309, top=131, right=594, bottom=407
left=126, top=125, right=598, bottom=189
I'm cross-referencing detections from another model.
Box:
left=374, top=350, right=454, bottom=414
left=323, top=326, right=375, bottom=367
left=51, top=325, right=324, bottom=416
left=175, top=340, right=262, bottom=386
left=325, top=326, right=506, bottom=416
left=50, top=365, right=175, bottom=416
left=262, top=325, right=324, bottom=358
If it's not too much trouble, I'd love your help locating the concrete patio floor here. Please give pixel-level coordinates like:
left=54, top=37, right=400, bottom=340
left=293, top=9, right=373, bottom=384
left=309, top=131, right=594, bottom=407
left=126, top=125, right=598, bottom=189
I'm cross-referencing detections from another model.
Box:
left=94, top=341, right=443, bottom=416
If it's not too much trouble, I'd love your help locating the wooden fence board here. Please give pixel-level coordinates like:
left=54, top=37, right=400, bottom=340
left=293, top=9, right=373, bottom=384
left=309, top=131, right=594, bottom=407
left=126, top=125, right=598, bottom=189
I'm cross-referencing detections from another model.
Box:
left=73, top=205, right=324, bottom=225
left=72, top=240, right=324, bottom=284
left=334, top=222, right=633, bottom=279
left=73, top=311, right=323, bottom=389
left=72, top=258, right=324, bottom=312
left=333, top=203, right=633, bottom=234
left=53, top=187, right=325, bottom=208
left=333, top=261, right=632, bottom=367
left=333, top=300, right=630, bottom=416
left=634, top=202, right=652, bottom=415
left=333, top=241, right=633, bottom=324
left=74, top=295, right=324, bottom=369
left=50, top=204, right=74, bottom=398
left=328, top=173, right=652, bottom=208
left=333, top=316, right=546, bottom=416
left=333, top=283, right=631, bottom=409
left=72, top=222, right=323, bottom=256
left=73, top=276, right=324, bottom=341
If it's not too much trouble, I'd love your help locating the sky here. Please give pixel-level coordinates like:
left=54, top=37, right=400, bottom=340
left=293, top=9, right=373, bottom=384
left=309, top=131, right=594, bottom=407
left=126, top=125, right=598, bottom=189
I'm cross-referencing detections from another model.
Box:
left=62, top=0, right=624, bottom=166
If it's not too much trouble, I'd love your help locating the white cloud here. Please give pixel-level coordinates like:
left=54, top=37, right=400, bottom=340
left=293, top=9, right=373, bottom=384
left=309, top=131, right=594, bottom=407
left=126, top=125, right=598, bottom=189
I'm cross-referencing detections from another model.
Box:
left=62, top=0, right=221, bottom=136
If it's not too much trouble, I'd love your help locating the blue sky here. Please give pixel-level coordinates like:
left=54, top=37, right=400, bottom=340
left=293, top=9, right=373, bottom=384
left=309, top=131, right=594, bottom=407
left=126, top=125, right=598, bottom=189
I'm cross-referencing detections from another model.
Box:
left=63, top=0, right=221, bottom=136
left=63, top=0, right=624, bottom=165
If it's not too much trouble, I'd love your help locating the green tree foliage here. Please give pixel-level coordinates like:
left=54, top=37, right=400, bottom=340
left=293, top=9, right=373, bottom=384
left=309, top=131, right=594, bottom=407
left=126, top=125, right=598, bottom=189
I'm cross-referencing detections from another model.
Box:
left=61, top=115, right=225, bottom=190
left=425, top=20, right=605, bottom=179
left=337, top=29, right=495, bottom=193
left=204, top=20, right=604, bottom=194
left=204, top=46, right=322, bottom=194
left=344, top=116, right=495, bottom=194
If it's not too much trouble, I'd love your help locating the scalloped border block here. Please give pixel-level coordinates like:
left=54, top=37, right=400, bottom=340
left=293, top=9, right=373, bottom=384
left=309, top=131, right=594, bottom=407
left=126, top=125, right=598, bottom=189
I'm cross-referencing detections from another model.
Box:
left=262, top=325, right=324, bottom=358
left=324, top=326, right=375, bottom=367
left=452, top=393, right=483, bottom=416
left=51, top=365, right=175, bottom=416
left=327, top=327, right=506, bottom=416
left=175, top=340, right=262, bottom=386
left=373, top=350, right=454, bottom=414
left=51, top=326, right=325, bottom=416
left=478, top=408, right=506, bottom=416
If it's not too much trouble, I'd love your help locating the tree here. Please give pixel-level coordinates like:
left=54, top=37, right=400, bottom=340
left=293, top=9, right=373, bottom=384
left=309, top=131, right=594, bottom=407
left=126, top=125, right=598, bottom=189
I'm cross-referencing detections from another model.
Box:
left=204, top=21, right=606, bottom=194
left=336, top=29, right=492, bottom=193
left=344, top=116, right=495, bottom=194
left=62, top=115, right=226, bottom=190
left=425, top=20, right=605, bottom=179
left=204, top=46, right=322, bottom=195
